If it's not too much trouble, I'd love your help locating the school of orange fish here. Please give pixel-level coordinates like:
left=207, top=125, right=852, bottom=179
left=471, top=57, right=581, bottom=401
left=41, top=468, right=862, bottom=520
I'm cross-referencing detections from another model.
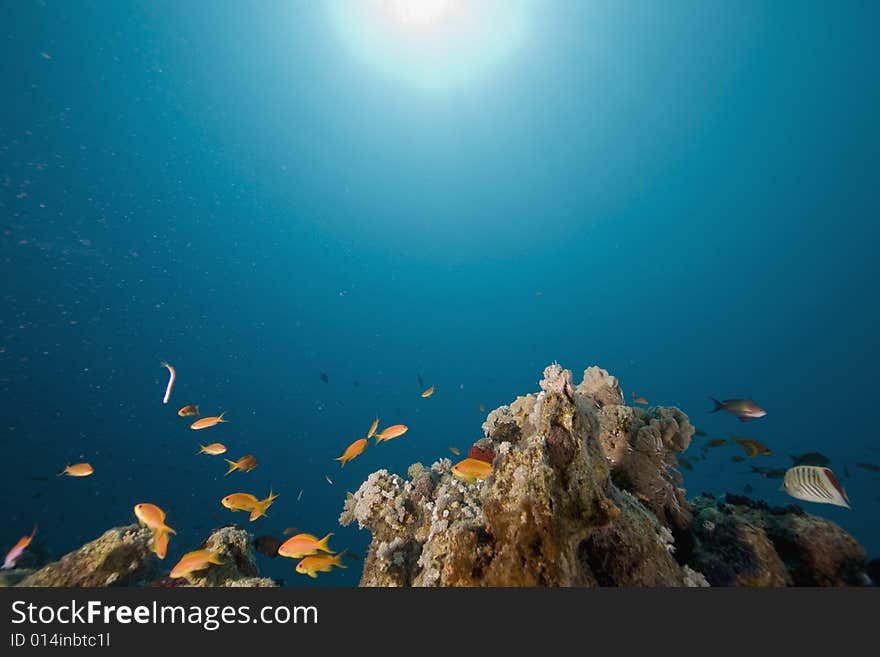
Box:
left=2, top=367, right=495, bottom=580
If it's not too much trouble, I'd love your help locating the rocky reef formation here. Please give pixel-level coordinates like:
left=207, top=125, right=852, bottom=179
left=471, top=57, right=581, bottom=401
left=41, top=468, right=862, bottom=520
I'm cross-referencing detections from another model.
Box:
left=8, top=524, right=277, bottom=588
left=685, top=494, right=868, bottom=586
left=17, top=526, right=160, bottom=587
left=340, top=363, right=869, bottom=587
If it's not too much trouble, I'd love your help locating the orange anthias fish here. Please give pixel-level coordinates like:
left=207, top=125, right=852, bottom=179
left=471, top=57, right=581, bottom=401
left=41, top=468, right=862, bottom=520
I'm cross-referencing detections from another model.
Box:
left=295, top=553, right=346, bottom=578
left=221, top=490, right=278, bottom=521
left=2, top=525, right=37, bottom=570
left=366, top=417, right=379, bottom=440
left=335, top=439, right=368, bottom=467
left=197, top=443, right=227, bottom=456
left=375, top=424, right=408, bottom=444
left=133, top=503, right=176, bottom=559
left=178, top=404, right=199, bottom=417
left=224, top=455, right=257, bottom=475
left=479, top=404, right=486, bottom=413
left=58, top=463, right=94, bottom=477
left=169, top=549, right=223, bottom=580
left=451, top=458, right=493, bottom=484
left=277, top=533, right=334, bottom=559
left=191, top=412, right=228, bottom=430
left=421, top=385, right=435, bottom=398
left=449, top=447, right=461, bottom=456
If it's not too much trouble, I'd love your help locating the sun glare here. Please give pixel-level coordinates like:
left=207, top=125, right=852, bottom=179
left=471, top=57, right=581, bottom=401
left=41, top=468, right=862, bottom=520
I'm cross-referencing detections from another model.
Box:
left=329, top=0, right=538, bottom=93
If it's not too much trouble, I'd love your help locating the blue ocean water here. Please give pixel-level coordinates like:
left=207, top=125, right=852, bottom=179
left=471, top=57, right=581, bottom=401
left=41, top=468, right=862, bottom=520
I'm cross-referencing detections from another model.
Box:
left=1, top=2, right=877, bottom=587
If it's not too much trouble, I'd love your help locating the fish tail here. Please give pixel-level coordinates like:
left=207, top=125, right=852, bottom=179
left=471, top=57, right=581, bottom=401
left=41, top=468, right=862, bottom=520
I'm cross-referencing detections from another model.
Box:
left=224, top=459, right=238, bottom=476
left=333, top=553, right=347, bottom=569
left=710, top=398, right=724, bottom=413
left=208, top=550, right=224, bottom=565
left=193, top=405, right=199, bottom=414
left=56, top=465, right=68, bottom=476
left=197, top=445, right=207, bottom=455
left=217, top=411, right=228, bottom=423
left=317, top=533, right=334, bottom=553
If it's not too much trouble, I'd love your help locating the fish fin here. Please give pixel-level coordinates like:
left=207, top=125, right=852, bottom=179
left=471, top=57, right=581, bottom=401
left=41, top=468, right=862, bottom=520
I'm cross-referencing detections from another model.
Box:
left=739, top=416, right=752, bottom=423
left=317, top=533, right=334, bottom=553
left=307, top=570, right=318, bottom=579
left=710, top=398, right=723, bottom=413
left=224, top=459, right=238, bottom=476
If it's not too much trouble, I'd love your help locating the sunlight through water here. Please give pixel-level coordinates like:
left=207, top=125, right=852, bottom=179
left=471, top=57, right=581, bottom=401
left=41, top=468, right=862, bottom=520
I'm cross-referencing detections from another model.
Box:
left=328, top=0, right=539, bottom=93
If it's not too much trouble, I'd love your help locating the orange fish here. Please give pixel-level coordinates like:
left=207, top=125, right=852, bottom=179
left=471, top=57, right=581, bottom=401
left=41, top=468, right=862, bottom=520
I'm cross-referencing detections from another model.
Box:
left=178, top=404, right=199, bottom=417
left=58, top=463, right=93, bottom=477
left=191, top=412, right=228, bottom=430
left=224, top=454, right=257, bottom=476
left=133, top=503, right=175, bottom=559
left=169, top=549, right=223, bottom=580
left=733, top=437, right=772, bottom=458
left=449, top=447, right=461, bottom=456
left=221, top=490, right=278, bottom=521
left=153, top=530, right=171, bottom=560
left=451, top=458, right=492, bottom=484
left=197, top=443, right=227, bottom=456
left=375, top=424, right=408, bottom=444
left=335, top=439, right=368, bottom=467
left=479, top=404, right=486, bottom=412
left=366, top=416, right=379, bottom=439
left=632, top=396, right=649, bottom=405
left=421, top=385, right=435, bottom=398
left=295, top=553, right=346, bottom=578
left=2, top=525, right=37, bottom=570
left=277, top=533, right=334, bottom=559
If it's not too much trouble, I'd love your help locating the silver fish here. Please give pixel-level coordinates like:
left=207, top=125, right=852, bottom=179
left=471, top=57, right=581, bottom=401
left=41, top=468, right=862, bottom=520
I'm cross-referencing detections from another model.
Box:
left=782, top=466, right=850, bottom=508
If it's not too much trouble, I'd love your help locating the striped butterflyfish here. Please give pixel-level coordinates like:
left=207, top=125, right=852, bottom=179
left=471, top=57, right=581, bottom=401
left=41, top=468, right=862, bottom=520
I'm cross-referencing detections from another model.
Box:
left=782, top=466, right=850, bottom=508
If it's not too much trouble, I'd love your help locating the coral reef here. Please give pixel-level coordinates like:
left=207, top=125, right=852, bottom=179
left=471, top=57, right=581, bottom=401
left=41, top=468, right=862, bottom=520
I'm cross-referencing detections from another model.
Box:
left=9, top=524, right=276, bottom=588
left=341, top=362, right=868, bottom=587
left=169, top=525, right=277, bottom=588
left=685, top=494, right=868, bottom=586
left=17, top=526, right=160, bottom=587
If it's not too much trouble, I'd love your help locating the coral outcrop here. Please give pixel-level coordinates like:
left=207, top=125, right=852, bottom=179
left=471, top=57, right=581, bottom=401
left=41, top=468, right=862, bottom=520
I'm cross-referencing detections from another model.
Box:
left=11, top=524, right=277, bottom=588
left=685, top=494, right=868, bottom=586
left=341, top=362, right=868, bottom=587
left=17, top=525, right=160, bottom=587
left=165, top=526, right=278, bottom=588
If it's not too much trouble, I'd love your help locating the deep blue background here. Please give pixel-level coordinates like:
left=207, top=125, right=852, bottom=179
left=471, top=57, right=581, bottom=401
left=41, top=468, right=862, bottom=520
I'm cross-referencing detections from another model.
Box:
left=1, top=1, right=878, bottom=586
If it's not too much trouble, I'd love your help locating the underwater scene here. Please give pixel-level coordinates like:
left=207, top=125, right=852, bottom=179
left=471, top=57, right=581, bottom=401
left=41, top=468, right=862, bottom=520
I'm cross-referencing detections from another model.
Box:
left=1, top=1, right=878, bottom=587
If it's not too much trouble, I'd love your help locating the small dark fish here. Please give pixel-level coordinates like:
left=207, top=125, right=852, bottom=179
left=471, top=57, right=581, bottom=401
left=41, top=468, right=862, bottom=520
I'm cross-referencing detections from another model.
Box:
left=709, top=397, right=767, bottom=422
left=417, top=372, right=424, bottom=388
left=742, top=483, right=754, bottom=494
left=694, top=428, right=708, bottom=437
left=731, top=455, right=745, bottom=463
left=340, top=549, right=362, bottom=562
left=254, top=535, right=282, bottom=558
left=844, top=464, right=851, bottom=478
left=750, top=465, right=787, bottom=479
left=856, top=462, right=880, bottom=473
left=320, top=372, right=329, bottom=383
left=677, top=457, right=693, bottom=471
left=282, top=527, right=299, bottom=536
left=733, top=437, right=771, bottom=458
left=707, top=439, right=726, bottom=448
left=789, top=452, right=831, bottom=467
